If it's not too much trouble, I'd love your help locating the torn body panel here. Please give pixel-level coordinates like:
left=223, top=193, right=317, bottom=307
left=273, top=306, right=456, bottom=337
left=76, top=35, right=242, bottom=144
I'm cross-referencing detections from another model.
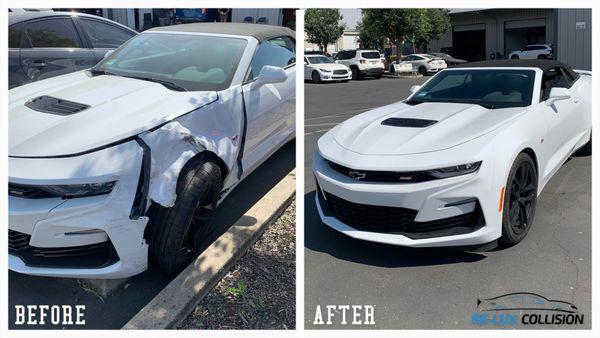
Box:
left=140, top=85, right=245, bottom=208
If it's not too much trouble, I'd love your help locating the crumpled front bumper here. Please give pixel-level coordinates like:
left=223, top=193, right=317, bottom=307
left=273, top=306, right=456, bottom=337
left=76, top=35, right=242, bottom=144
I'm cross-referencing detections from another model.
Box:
left=8, top=140, right=150, bottom=279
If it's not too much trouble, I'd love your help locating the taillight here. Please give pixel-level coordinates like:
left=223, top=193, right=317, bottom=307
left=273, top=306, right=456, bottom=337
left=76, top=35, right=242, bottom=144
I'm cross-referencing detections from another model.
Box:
left=359, top=59, right=366, bottom=64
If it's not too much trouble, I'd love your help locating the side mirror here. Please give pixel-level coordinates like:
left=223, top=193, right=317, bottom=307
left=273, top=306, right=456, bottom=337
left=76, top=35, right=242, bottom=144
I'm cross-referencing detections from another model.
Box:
left=304, top=61, right=308, bottom=65
left=251, top=65, right=287, bottom=89
left=545, top=87, right=571, bottom=106
left=103, top=50, right=115, bottom=59
left=409, top=85, right=421, bottom=94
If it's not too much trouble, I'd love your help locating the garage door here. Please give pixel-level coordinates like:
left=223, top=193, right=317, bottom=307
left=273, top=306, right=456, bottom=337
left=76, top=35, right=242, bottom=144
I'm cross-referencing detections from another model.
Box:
left=452, top=24, right=486, bottom=61
left=504, top=19, right=546, bottom=56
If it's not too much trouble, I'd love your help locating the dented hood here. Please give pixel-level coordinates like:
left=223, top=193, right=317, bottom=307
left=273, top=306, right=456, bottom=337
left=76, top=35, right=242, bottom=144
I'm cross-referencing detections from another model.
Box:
left=9, top=71, right=218, bottom=157
left=333, top=101, right=525, bottom=155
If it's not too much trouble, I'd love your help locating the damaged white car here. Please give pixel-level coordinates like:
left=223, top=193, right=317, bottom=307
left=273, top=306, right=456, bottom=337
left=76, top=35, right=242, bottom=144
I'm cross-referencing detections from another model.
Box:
left=9, top=23, right=296, bottom=278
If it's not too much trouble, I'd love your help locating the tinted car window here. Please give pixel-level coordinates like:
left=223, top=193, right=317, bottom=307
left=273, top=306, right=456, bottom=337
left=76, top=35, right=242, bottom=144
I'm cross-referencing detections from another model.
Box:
left=409, top=69, right=536, bottom=108
left=9, top=24, right=22, bottom=48
left=361, top=51, right=380, bottom=59
left=249, top=36, right=296, bottom=79
left=26, top=18, right=81, bottom=48
left=541, top=67, right=573, bottom=100
left=80, top=18, right=135, bottom=48
left=335, top=51, right=346, bottom=60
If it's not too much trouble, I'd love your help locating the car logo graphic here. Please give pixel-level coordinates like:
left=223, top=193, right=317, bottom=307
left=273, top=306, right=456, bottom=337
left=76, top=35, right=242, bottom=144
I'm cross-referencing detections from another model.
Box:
left=348, top=171, right=366, bottom=180
left=477, top=292, right=578, bottom=313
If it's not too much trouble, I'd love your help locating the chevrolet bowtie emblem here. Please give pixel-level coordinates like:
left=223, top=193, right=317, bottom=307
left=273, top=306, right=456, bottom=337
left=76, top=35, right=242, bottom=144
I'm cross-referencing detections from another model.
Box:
left=348, top=171, right=366, bottom=180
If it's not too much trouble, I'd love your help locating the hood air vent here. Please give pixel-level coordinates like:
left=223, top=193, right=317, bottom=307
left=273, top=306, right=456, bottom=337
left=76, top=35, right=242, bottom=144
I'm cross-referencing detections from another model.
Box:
left=25, top=96, right=90, bottom=116
left=381, top=118, right=437, bottom=128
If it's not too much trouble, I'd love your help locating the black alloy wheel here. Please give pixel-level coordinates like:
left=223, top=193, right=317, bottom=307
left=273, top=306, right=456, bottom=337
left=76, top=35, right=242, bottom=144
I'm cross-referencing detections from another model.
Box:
left=501, top=153, right=538, bottom=244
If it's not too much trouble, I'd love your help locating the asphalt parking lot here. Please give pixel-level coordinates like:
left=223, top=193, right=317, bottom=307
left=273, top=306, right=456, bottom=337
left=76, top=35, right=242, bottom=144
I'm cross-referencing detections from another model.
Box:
left=303, top=77, right=591, bottom=329
left=9, top=140, right=295, bottom=330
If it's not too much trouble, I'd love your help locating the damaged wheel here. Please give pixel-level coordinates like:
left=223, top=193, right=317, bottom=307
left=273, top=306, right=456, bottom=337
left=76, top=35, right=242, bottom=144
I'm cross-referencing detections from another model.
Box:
left=147, top=155, right=222, bottom=275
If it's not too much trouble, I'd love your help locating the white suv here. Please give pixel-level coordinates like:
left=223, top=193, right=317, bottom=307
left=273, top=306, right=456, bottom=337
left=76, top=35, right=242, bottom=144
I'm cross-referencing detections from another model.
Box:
left=509, top=44, right=554, bottom=60
left=334, top=49, right=385, bottom=80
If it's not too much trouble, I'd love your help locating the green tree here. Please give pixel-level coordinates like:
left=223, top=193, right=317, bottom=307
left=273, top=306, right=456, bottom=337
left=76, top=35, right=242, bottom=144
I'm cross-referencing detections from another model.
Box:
left=305, top=9, right=345, bottom=52
left=361, top=9, right=450, bottom=63
left=356, top=10, right=385, bottom=49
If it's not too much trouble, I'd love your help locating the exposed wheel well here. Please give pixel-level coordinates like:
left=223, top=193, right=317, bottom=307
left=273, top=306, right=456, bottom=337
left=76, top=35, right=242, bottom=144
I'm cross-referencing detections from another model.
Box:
left=180, top=151, right=229, bottom=186
left=520, top=147, right=538, bottom=174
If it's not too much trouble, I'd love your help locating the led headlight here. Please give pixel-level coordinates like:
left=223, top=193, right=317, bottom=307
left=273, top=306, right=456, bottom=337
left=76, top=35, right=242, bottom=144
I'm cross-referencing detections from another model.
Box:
left=427, top=161, right=482, bottom=179
left=37, top=181, right=117, bottom=198
left=319, top=68, right=333, bottom=72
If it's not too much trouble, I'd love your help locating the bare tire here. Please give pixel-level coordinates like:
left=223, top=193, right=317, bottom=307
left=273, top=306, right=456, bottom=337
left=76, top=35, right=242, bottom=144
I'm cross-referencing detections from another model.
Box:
left=147, top=155, right=222, bottom=275
left=311, top=70, right=321, bottom=84
left=500, top=153, right=537, bottom=245
left=351, top=67, right=360, bottom=80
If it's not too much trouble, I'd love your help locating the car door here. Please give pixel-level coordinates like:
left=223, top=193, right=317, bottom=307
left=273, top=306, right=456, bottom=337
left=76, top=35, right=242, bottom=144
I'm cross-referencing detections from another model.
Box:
left=241, top=36, right=296, bottom=173
left=21, top=17, right=96, bottom=83
left=539, top=67, right=581, bottom=178
left=76, top=17, right=137, bottom=63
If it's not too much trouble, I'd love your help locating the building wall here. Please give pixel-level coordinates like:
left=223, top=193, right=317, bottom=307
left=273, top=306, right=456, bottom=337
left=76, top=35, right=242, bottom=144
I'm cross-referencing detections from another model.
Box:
left=556, top=8, right=592, bottom=70
left=428, top=9, right=555, bottom=60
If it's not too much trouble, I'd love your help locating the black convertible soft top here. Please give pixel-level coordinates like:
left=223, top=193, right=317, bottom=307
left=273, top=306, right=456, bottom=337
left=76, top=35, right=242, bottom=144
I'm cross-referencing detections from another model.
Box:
left=451, top=59, right=578, bottom=79
left=148, top=22, right=295, bottom=43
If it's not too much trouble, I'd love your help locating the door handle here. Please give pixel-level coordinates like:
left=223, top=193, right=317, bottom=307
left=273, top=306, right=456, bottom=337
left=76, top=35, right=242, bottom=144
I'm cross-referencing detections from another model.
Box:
left=30, top=60, right=47, bottom=69
left=574, top=97, right=580, bottom=103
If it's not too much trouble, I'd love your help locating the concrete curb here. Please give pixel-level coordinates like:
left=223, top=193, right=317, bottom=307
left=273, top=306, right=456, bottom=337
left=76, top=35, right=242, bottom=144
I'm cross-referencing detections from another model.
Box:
left=123, top=169, right=296, bottom=329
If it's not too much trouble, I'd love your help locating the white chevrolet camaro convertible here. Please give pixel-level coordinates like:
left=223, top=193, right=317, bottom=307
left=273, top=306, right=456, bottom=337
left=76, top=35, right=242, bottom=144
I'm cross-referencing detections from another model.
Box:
left=9, top=23, right=296, bottom=278
left=314, top=60, right=591, bottom=249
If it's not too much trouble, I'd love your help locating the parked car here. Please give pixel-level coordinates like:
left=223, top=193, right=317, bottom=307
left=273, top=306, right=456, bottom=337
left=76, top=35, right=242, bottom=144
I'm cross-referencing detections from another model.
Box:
left=399, top=54, right=447, bottom=75
left=313, top=60, right=590, bottom=249
left=508, top=44, right=554, bottom=60
left=430, top=52, right=467, bottom=66
left=304, top=55, right=351, bottom=83
left=305, top=50, right=332, bottom=57
left=8, top=23, right=296, bottom=279
left=334, top=49, right=385, bottom=80
left=9, top=11, right=138, bottom=88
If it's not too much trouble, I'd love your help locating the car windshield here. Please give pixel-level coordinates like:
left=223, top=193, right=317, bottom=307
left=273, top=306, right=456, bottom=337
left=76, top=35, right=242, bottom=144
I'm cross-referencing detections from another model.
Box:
left=361, top=51, right=381, bottom=59
left=407, top=69, right=536, bottom=109
left=92, top=33, right=248, bottom=91
left=307, top=56, right=333, bottom=64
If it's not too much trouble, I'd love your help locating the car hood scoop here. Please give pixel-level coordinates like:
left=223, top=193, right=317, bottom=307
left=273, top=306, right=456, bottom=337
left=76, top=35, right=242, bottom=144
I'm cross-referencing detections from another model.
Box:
left=333, top=101, right=525, bottom=155
left=25, top=96, right=90, bottom=115
left=381, top=117, right=437, bottom=128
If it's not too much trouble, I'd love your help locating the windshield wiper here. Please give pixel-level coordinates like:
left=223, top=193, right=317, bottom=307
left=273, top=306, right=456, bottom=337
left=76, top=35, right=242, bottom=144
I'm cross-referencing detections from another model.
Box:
left=405, top=99, right=423, bottom=105
left=122, top=76, right=187, bottom=92
left=89, top=68, right=116, bottom=76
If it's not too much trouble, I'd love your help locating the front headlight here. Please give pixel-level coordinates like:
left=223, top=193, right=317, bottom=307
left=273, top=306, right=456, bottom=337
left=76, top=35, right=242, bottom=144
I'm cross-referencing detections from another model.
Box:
left=9, top=181, right=117, bottom=199
left=427, top=161, right=482, bottom=179
left=319, top=68, right=332, bottom=72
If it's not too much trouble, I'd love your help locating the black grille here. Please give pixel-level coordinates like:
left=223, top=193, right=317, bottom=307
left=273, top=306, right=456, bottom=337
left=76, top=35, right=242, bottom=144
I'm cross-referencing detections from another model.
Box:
left=320, top=191, right=481, bottom=239
left=25, top=96, right=90, bottom=115
left=8, top=230, right=119, bottom=269
left=381, top=118, right=437, bottom=128
left=333, top=70, right=348, bottom=75
left=326, top=160, right=438, bottom=183
left=9, top=230, right=30, bottom=252
left=9, top=183, right=54, bottom=199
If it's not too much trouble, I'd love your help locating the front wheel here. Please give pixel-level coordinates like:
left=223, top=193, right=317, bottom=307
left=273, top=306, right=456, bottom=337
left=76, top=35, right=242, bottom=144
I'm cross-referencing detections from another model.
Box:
left=500, top=153, right=538, bottom=245
left=147, top=157, right=222, bottom=275
left=311, top=70, right=321, bottom=84
left=351, top=67, right=360, bottom=80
